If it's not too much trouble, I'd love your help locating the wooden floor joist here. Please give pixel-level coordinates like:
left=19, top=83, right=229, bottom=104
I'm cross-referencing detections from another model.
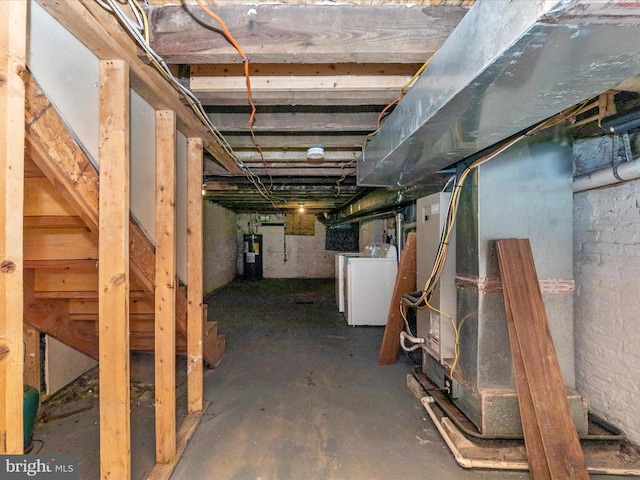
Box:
left=496, top=238, right=589, bottom=480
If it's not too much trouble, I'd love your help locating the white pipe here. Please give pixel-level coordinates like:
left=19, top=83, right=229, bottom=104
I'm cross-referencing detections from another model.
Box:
left=573, top=157, right=640, bottom=193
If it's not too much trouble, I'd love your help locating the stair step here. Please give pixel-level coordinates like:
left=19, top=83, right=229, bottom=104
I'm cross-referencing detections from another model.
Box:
left=203, top=334, right=225, bottom=369
left=205, top=321, right=218, bottom=338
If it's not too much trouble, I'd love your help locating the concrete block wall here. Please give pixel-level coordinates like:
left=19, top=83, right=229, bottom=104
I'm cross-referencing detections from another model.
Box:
left=259, top=221, right=334, bottom=278
left=203, top=202, right=238, bottom=293
left=574, top=179, right=640, bottom=444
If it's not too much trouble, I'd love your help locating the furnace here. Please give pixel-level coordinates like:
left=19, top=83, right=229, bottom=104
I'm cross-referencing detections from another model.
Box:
left=415, top=133, right=588, bottom=437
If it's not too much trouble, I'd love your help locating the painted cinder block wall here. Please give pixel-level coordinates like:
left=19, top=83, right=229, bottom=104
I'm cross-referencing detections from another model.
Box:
left=203, top=202, right=238, bottom=293
left=574, top=178, right=640, bottom=445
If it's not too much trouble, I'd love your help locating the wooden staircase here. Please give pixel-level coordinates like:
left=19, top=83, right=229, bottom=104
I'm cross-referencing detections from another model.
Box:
left=23, top=71, right=224, bottom=367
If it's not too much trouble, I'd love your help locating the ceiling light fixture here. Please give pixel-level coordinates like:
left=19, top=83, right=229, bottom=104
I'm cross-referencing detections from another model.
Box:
left=298, top=203, right=305, bottom=213
left=307, top=146, right=325, bottom=162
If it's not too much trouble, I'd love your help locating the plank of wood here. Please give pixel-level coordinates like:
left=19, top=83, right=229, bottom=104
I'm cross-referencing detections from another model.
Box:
left=24, top=228, right=98, bottom=261
left=24, top=270, right=98, bottom=360
left=0, top=0, right=27, bottom=453
left=23, top=216, right=86, bottom=230
left=23, top=325, right=41, bottom=393
left=98, top=59, right=131, bottom=480
left=145, top=401, right=211, bottom=480
left=148, top=5, right=467, bottom=64
left=496, top=239, right=588, bottom=480
left=155, top=109, right=177, bottom=464
left=208, top=111, right=379, bottom=133
left=378, top=232, right=417, bottom=365
left=186, top=137, right=204, bottom=413
left=502, top=278, right=552, bottom=480
left=25, top=177, right=79, bottom=217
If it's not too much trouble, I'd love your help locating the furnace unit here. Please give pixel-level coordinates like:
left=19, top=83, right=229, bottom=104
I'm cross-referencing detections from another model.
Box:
left=415, top=134, right=588, bottom=437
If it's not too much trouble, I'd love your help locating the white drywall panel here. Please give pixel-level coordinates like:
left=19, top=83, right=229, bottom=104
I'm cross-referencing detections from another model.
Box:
left=203, top=202, right=237, bottom=293
left=45, top=337, right=97, bottom=397
left=176, top=132, right=188, bottom=283
left=27, top=0, right=100, bottom=163
left=130, top=90, right=156, bottom=242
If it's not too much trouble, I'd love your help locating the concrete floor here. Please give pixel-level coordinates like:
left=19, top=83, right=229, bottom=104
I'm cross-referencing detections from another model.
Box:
left=34, top=278, right=629, bottom=479
left=174, top=278, right=524, bottom=480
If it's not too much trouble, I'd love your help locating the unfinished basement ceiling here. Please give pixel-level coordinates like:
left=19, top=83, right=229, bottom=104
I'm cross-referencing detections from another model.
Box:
left=141, top=0, right=640, bottom=216
left=142, top=0, right=472, bottom=214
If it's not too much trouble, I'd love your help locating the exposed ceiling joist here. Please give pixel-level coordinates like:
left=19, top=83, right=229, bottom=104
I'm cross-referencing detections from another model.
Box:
left=207, top=110, right=380, bottom=133
left=189, top=63, right=419, bottom=106
left=146, top=4, right=468, bottom=64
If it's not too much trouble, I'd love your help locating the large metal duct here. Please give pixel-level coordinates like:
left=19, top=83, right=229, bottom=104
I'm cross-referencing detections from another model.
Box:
left=358, top=0, right=640, bottom=187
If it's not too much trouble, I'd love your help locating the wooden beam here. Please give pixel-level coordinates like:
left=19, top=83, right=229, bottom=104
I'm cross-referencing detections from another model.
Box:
left=379, top=232, right=416, bottom=365
left=187, top=138, right=204, bottom=413
left=234, top=150, right=359, bottom=163
left=209, top=111, right=379, bottom=133
left=190, top=63, right=419, bottom=106
left=223, top=133, right=366, bottom=150
left=35, top=0, right=239, bottom=172
left=147, top=0, right=475, bottom=5
left=148, top=5, right=467, bottom=64
left=0, top=0, right=26, bottom=454
left=98, top=59, right=131, bottom=480
left=154, top=109, right=177, bottom=463
left=192, top=63, right=423, bottom=78
left=191, top=76, right=410, bottom=107
left=221, top=167, right=356, bottom=177
left=145, top=401, right=210, bottom=480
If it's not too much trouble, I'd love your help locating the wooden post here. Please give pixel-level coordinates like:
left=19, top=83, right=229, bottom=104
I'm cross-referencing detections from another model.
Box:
left=155, top=109, right=177, bottom=463
left=23, top=326, right=40, bottom=391
left=0, top=0, right=27, bottom=454
left=378, top=232, right=417, bottom=365
left=186, top=138, right=204, bottom=413
left=98, top=59, right=131, bottom=480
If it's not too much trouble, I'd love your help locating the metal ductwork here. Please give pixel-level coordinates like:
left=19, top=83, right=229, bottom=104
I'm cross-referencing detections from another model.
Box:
left=358, top=0, right=640, bottom=187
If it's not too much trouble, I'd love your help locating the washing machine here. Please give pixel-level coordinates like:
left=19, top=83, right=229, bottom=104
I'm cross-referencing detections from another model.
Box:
left=343, top=244, right=398, bottom=326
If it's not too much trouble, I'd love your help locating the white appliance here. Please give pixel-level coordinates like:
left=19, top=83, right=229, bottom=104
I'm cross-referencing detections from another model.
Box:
left=416, top=193, right=457, bottom=365
left=343, top=243, right=398, bottom=326
left=335, top=253, right=359, bottom=313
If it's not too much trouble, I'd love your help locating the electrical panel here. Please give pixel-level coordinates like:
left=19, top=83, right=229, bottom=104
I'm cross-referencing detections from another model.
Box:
left=416, top=193, right=457, bottom=368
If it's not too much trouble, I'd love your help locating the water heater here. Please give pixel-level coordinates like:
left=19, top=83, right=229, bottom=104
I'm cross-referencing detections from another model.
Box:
left=243, top=234, right=263, bottom=281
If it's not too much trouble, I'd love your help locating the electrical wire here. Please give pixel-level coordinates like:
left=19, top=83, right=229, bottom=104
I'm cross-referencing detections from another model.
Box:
left=194, top=0, right=273, bottom=191
left=363, top=54, right=435, bottom=149
left=399, top=100, right=591, bottom=382
left=98, top=0, right=278, bottom=207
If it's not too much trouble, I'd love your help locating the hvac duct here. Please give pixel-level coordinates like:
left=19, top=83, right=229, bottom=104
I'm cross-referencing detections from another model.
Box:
left=358, top=0, right=640, bottom=188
